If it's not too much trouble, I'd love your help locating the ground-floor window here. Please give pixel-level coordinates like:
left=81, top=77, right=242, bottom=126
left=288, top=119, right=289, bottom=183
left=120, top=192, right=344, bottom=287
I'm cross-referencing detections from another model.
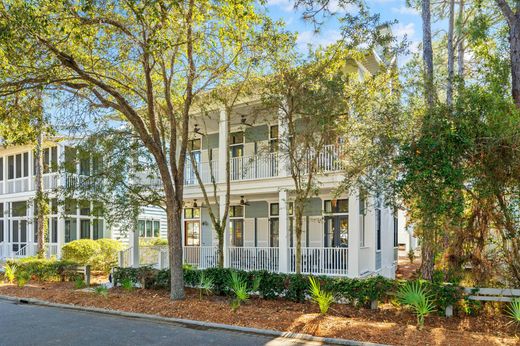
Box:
left=65, top=218, right=77, bottom=243
left=324, top=199, right=349, bottom=248
left=230, top=219, right=243, bottom=247
left=93, top=219, right=104, bottom=240
left=184, top=220, right=200, bottom=246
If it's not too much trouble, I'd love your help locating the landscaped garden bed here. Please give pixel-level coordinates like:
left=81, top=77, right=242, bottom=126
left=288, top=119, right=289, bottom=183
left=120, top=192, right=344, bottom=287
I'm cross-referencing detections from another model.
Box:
left=1, top=263, right=519, bottom=345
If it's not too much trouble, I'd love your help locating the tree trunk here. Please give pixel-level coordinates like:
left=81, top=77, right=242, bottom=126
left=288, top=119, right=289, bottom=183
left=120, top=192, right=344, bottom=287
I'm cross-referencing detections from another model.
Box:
left=510, top=20, right=520, bottom=107
left=422, top=0, right=435, bottom=107
left=294, top=206, right=304, bottom=275
left=166, top=200, right=185, bottom=300
left=421, top=242, right=435, bottom=280
left=35, top=111, right=45, bottom=259
left=217, top=226, right=224, bottom=268
left=446, top=0, right=455, bottom=106
left=457, top=0, right=465, bottom=80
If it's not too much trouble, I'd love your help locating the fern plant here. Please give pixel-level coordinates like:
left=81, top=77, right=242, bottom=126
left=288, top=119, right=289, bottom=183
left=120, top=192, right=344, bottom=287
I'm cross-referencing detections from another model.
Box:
left=308, top=276, right=334, bottom=314
left=120, top=278, right=134, bottom=292
left=507, top=298, right=520, bottom=324
left=198, top=273, right=214, bottom=300
left=397, top=281, right=436, bottom=328
left=4, top=263, right=16, bottom=284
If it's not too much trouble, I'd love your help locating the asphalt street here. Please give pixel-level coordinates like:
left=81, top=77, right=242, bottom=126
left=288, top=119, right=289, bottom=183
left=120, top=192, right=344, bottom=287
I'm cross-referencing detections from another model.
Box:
left=0, top=299, right=328, bottom=346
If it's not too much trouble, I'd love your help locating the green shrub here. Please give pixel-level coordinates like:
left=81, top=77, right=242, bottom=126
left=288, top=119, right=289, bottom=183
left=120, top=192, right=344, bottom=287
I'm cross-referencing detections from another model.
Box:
left=74, top=277, right=86, bottom=289
left=62, top=239, right=101, bottom=265
left=94, top=285, right=109, bottom=298
left=4, top=263, right=16, bottom=284
left=252, top=270, right=286, bottom=299
left=285, top=274, right=308, bottom=302
left=121, top=278, right=134, bottom=292
left=397, top=281, right=436, bottom=328
left=309, top=276, right=334, bottom=314
left=5, top=258, right=81, bottom=282
left=92, top=239, right=123, bottom=273
left=16, top=270, right=31, bottom=288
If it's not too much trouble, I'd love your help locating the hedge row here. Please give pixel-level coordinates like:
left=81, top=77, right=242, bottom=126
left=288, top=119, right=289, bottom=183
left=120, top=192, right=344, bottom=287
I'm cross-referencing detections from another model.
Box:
left=6, top=257, right=82, bottom=282
left=112, top=266, right=463, bottom=310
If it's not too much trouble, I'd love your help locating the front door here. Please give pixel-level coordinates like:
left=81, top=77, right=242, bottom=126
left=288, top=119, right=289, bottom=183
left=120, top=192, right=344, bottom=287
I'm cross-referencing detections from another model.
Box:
left=11, top=219, right=27, bottom=253
left=324, top=215, right=348, bottom=248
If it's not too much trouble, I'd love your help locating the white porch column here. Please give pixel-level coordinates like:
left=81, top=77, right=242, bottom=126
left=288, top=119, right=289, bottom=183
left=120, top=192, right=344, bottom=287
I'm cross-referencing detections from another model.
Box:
left=129, top=229, right=140, bottom=268
left=278, top=189, right=289, bottom=273
left=348, top=192, right=360, bottom=277
left=56, top=205, right=65, bottom=258
left=28, top=203, right=34, bottom=256
left=278, top=107, right=289, bottom=177
left=218, top=108, right=228, bottom=183
left=219, top=194, right=230, bottom=267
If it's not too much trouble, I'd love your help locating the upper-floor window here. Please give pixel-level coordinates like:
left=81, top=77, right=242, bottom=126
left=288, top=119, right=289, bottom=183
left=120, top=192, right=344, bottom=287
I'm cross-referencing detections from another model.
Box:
left=12, top=201, right=27, bottom=217
left=138, top=219, right=161, bottom=238
left=269, top=125, right=279, bottom=152
left=7, top=153, right=29, bottom=180
left=229, top=205, right=244, bottom=218
left=229, top=132, right=244, bottom=158
left=184, top=207, right=201, bottom=219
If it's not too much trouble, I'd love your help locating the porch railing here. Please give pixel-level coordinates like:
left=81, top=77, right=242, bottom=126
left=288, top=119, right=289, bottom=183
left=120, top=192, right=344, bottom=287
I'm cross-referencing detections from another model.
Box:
left=228, top=247, right=279, bottom=272
left=0, top=242, right=6, bottom=259
left=6, top=177, right=30, bottom=194
left=230, top=153, right=278, bottom=181
left=14, top=245, right=29, bottom=258
left=184, top=161, right=218, bottom=186
left=183, top=246, right=218, bottom=269
left=289, top=247, right=349, bottom=276
left=118, top=247, right=133, bottom=268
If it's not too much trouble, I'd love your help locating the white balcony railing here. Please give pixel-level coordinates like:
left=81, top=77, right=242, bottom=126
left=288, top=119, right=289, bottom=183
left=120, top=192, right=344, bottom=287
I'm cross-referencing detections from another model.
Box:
left=289, top=247, right=349, bottom=276
left=184, top=161, right=219, bottom=186
left=6, top=177, right=30, bottom=194
left=230, top=153, right=278, bottom=181
left=228, top=247, right=279, bottom=272
left=183, top=246, right=218, bottom=269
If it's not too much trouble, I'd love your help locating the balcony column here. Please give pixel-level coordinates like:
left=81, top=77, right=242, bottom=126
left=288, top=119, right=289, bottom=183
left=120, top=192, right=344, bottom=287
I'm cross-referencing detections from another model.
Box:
left=219, top=194, right=230, bottom=267
left=278, top=189, right=289, bottom=273
left=218, top=108, right=228, bottom=183
left=348, top=192, right=360, bottom=278
left=277, top=106, right=289, bottom=177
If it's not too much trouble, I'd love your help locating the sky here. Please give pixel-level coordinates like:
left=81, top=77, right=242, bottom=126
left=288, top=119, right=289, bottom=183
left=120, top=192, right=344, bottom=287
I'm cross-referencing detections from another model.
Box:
left=265, top=0, right=424, bottom=65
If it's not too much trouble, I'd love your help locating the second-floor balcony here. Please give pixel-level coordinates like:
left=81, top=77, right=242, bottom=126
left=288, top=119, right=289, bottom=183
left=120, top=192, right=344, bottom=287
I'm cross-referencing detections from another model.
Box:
left=0, top=173, right=60, bottom=195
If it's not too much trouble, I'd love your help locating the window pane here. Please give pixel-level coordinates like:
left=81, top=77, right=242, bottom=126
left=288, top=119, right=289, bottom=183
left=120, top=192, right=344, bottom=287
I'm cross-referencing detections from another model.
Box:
left=65, top=199, right=77, bottom=215
left=80, top=220, right=90, bottom=239
left=51, top=147, right=58, bottom=172
left=20, top=221, right=27, bottom=242
left=52, top=218, right=58, bottom=243
left=339, top=217, right=348, bottom=247
left=193, top=208, right=200, bottom=218
left=51, top=198, right=58, bottom=214
left=15, top=154, right=22, bottom=178
left=231, top=132, right=244, bottom=144
left=337, top=199, right=348, bottom=213
left=93, top=219, right=104, bottom=240
left=270, top=219, right=279, bottom=247
left=270, top=125, right=278, bottom=139
left=146, top=220, right=153, bottom=237
left=79, top=200, right=90, bottom=216
left=0, top=157, right=3, bottom=181
left=65, top=218, right=77, bottom=243
left=0, top=220, right=3, bottom=242
left=12, top=201, right=27, bottom=217
left=184, top=208, right=193, bottom=219
left=324, top=200, right=332, bottom=213
left=64, top=147, right=76, bottom=173
left=138, top=220, right=145, bottom=237
left=43, top=149, right=50, bottom=173
left=8, top=156, right=14, bottom=179
left=154, top=221, right=160, bottom=237
left=23, top=153, right=29, bottom=177
left=270, top=203, right=279, bottom=216
left=0, top=202, right=3, bottom=216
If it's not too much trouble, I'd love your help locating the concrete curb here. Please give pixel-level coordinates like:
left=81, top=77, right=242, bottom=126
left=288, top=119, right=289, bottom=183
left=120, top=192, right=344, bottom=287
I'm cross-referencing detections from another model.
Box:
left=0, top=294, right=386, bottom=346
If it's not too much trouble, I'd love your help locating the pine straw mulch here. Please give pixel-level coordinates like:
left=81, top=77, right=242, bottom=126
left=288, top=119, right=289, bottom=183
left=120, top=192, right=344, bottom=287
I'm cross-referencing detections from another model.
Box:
left=0, top=281, right=519, bottom=346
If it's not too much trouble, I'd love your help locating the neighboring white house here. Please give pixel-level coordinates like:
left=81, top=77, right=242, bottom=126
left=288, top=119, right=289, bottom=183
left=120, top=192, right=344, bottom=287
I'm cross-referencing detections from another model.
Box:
left=0, top=140, right=166, bottom=259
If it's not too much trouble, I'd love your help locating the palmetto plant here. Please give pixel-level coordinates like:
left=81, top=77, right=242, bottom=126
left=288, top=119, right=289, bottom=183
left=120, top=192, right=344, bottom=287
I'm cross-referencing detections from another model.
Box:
left=15, top=270, right=31, bottom=288
left=4, top=263, right=16, bottom=284
left=507, top=298, right=520, bottom=324
left=397, top=281, right=436, bottom=329
left=229, top=271, right=249, bottom=311
left=198, top=273, right=214, bottom=300
left=308, top=276, right=334, bottom=314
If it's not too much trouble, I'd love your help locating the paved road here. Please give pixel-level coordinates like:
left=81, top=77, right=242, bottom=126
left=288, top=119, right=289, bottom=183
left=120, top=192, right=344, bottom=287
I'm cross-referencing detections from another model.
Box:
left=0, top=300, right=328, bottom=346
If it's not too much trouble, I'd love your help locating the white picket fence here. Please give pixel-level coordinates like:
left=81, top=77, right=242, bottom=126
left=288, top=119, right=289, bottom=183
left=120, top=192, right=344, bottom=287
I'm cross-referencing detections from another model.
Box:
left=228, top=247, right=279, bottom=272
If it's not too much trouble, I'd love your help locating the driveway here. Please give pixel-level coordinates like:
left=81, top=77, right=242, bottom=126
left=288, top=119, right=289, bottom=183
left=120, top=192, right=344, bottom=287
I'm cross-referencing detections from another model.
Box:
left=0, top=299, right=328, bottom=346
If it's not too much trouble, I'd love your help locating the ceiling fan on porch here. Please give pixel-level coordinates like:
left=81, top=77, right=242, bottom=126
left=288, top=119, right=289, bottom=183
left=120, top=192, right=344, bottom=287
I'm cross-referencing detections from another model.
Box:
left=239, top=196, right=250, bottom=206
left=193, top=124, right=205, bottom=136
